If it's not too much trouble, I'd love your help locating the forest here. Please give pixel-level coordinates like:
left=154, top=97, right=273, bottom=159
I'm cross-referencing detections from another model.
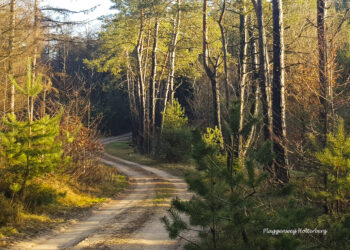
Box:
left=0, top=0, right=350, bottom=249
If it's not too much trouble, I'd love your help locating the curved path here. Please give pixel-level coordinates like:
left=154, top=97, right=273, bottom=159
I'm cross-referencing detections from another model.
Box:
left=11, top=134, right=193, bottom=250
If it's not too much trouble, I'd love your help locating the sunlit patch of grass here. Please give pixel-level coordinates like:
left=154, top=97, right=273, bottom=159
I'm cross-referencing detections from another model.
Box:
left=33, top=169, right=127, bottom=217
left=153, top=188, right=173, bottom=205
left=19, top=213, right=63, bottom=234
left=0, top=226, right=18, bottom=238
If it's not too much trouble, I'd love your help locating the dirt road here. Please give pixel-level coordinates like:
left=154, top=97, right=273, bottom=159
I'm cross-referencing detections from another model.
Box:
left=11, top=135, right=193, bottom=250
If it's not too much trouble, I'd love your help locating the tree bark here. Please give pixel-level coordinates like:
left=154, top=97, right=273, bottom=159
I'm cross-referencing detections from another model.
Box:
left=203, top=0, right=221, bottom=131
left=317, top=0, right=328, bottom=147
left=218, top=0, right=230, bottom=112
left=136, top=8, right=146, bottom=152
left=251, top=0, right=272, bottom=142
left=31, top=0, right=40, bottom=122
left=9, top=0, right=16, bottom=115
left=238, top=0, right=249, bottom=158
left=169, top=0, right=181, bottom=104
left=317, top=0, right=329, bottom=214
left=149, top=18, right=159, bottom=138
left=272, top=0, right=289, bottom=183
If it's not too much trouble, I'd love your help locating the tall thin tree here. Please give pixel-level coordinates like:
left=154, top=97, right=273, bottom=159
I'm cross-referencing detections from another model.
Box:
left=9, top=0, right=16, bottom=115
left=272, top=0, right=289, bottom=183
left=203, top=0, right=221, bottom=131
left=149, top=17, right=159, bottom=138
left=251, top=0, right=272, bottom=143
left=317, top=0, right=329, bottom=214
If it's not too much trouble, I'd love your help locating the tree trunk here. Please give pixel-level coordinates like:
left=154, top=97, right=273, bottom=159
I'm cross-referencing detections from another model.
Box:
left=272, top=0, right=289, bottom=184
left=162, top=0, right=181, bottom=131
left=242, top=24, right=259, bottom=157
left=317, top=0, right=329, bottom=214
left=203, top=0, right=221, bottom=131
left=31, top=0, right=40, bottom=122
left=251, top=0, right=272, bottom=142
left=33, top=0, right=40, bottom=69
left=218, top=0, right=230, bottom=112
left=169, top=0, right=181, bottom=104
left=238, top=0, right=249, bottom=158
left=9, top=0, right=16, bottom=115
left=136, top=8, right=145, bottom=152
left=150, top=18, right=159, bottom=138
left=126, top=52, right=138, bottom=145
left=317, top=0, right=328, bottom=147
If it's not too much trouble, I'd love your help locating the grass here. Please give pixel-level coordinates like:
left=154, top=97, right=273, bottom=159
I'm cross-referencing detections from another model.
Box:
left=105, top=142, right=158, bottom=165
left=105, top=141, right=194, bottom=176
left=0, top=162, right=128, bottom=245
left=153, top=187, right=173, bottom=205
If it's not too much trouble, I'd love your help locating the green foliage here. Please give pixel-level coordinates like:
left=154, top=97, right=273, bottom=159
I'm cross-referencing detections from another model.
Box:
left=159, top=128, right=193, bottom=163
left=301, top=118, right=350, bottom=248
left=312, top=118, right=350, bottom=212
left=8, top=59, right=43, bottom=98
left=162, top=125, right=315, bottom=249
left=159, top=100, right=192, bottom=162
left=162, top=100, right=188, bottom=129
left=0, top=112, right=63, bottom=196
left=0, top=61, right=64, bottom=199
left=202, top=126, right=224, bottom=149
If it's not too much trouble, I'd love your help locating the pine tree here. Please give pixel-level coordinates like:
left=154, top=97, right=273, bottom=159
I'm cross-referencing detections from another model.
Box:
left=312, top=118, right=350, bottom=214
left=162, top=106, right=313, bottom=249
left=0, top=60, right=63, bottom=199
left=309, top=118, right=350, bottom=249
left=159, top=100, right=192, bottom=162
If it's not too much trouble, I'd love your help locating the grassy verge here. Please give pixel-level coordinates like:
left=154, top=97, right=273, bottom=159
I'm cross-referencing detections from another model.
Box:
left=105, top=141, right=158, bottom=165
left=105, top=141, right=194, bottom=176
left=0, top=163, right=127, bottom=246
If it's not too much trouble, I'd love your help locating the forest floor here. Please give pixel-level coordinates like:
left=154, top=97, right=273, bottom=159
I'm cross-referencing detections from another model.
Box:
left=8, top=134, right=196, bottom=249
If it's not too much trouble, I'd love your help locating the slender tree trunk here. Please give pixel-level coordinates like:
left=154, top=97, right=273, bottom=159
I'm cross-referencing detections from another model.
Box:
left=9, top=0, right=16, bottom=115
left=150, top=18, right=159, bottom=138
left=272, top=0, right=289, bottom=184
left=32, top=0, right=40, bottom=120
left=317, top=0, right=329, bottom=214
left=162, top=0, right=181, bottom=131
left=218, top=0, right=230, bottom=111
left=136, top=8, right=146, bottom=152
left=143, top=23, right=151, bottom=153
left=238, top=0, right=249, bottom=158
left=33, top=0, right=39, bottom=69
left=251, top=0, right=272, bottom=142
left=242, top=26, right=259, bottom=157
left=317, top=0, right=328, bottom=147
left=156, top=50, right=169, bottom=131
left=203, top=0, right=221, bottom=131
left=126, top=52, right=138, bottom=145
left=169, top=0, right=181, bottom=104
left=249, top=22, right=259, bottom=115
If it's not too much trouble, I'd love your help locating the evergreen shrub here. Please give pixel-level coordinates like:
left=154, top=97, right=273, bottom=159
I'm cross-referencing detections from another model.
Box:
left=159, top=100, right=192, bottom=162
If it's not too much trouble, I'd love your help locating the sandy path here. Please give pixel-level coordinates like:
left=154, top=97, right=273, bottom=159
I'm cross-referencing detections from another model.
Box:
left=10, top=135, right=193, bottom=250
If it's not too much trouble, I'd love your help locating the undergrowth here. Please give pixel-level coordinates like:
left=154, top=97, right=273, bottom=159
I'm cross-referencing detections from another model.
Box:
left=0, top=162, right=127, bottom=245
